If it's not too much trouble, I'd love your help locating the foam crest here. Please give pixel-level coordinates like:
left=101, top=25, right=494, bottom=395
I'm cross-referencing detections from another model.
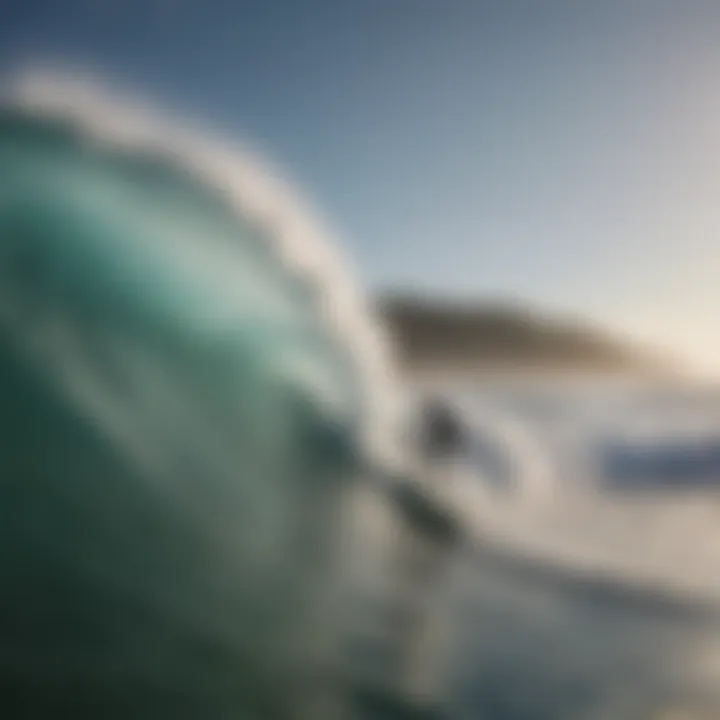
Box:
left=1, top=65, right=405, bottom=471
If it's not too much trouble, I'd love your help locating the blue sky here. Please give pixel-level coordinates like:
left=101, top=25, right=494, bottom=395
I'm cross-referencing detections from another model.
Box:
left=3, top=0, right=720, bottom=371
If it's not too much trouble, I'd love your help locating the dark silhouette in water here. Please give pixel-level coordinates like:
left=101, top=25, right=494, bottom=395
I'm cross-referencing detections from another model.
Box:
left=419, top=398, right=468, bottom=461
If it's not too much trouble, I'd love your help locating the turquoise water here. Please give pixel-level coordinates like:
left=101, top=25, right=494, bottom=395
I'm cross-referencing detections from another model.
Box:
left=0, top=104, right=367, bottom=718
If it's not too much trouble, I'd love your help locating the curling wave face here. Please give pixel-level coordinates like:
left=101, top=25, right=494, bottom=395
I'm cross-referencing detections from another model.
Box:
left=0, top=68, right=404, bottom=472
left=0, top=71, right=401, bottom=718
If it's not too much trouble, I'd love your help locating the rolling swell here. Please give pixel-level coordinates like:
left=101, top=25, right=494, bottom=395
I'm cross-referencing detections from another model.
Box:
left=0, top=72, right=398, bottom=718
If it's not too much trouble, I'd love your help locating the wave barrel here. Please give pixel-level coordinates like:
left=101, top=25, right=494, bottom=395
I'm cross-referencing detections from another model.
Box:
left=0, top=80, right=398, bottom=719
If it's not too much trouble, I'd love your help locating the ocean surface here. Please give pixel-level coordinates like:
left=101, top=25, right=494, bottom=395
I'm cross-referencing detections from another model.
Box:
left=424, top=379, right=720, bottom=720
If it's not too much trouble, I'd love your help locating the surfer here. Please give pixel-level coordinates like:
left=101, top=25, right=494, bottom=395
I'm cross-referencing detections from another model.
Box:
left=419, top=396, right=468, bottom=463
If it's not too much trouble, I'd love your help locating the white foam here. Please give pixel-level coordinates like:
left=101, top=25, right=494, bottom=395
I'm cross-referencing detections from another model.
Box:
left=443, top=383, right=720, bottom=603
left=1, top=65, right=406, bottom=471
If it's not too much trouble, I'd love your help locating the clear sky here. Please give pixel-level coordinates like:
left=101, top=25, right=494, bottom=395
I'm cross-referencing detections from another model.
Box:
left=2, top=0, right=720, bottom=373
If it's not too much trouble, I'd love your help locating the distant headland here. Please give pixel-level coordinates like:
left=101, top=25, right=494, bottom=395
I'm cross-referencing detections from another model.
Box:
left=375, top=294, right=676, bottom=379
